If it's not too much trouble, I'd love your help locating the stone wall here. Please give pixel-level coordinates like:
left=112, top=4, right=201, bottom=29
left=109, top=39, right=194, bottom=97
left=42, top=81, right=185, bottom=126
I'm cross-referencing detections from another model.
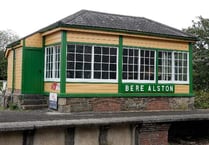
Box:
left=58, top=97, right=194, bottom=113
left=0, top=123, right=170, bottom=145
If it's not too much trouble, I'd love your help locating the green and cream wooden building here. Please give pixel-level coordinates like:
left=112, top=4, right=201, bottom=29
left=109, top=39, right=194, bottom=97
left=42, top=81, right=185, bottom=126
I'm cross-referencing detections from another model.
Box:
left=5, top=10, right=196, bottom=112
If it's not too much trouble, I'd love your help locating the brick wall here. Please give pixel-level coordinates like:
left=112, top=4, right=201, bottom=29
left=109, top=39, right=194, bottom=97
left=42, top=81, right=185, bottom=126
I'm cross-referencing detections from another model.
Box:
left=58, top=97, right=194, bottom=113
left=137, top=123, right=170, bottom=145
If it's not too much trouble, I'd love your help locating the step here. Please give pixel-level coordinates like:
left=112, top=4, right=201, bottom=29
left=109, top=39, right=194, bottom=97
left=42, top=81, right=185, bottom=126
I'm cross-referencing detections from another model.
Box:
left=21, top=104, right=48, bottom=110
left=21, top=94, right=47, bottom=100
left=21, top=99, right=48, bottom=105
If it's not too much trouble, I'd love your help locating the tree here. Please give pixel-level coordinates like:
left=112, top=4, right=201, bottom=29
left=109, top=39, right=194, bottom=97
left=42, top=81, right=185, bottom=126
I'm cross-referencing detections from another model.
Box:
left=184, top=16, right=209, bottom=91
left=0, top=30, right=19, bottom=50
left=0, top=30, right=19, bottom=80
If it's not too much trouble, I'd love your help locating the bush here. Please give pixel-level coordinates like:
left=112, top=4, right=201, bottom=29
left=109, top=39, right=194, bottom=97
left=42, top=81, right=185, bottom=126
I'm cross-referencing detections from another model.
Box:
left=194, top=91, right=209, bottom=109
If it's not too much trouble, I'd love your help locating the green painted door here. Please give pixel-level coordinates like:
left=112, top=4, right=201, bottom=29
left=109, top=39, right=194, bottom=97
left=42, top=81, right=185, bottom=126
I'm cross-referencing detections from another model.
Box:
left=22, top=49, right=43, bottom=94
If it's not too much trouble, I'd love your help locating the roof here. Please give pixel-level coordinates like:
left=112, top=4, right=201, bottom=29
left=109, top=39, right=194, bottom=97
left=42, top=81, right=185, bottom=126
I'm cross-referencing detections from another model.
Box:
left=7, top=10, right=196, bottom=48
left=39, top=10, right=196, bottom=40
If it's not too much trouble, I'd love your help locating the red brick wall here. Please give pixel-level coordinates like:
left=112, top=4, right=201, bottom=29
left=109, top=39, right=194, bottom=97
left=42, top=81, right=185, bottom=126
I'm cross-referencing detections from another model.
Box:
left=92, top=98, right=122, bottom=112
left=138, top=123, right=170, bottom=145
left=146, top=98, right=170, bottom=111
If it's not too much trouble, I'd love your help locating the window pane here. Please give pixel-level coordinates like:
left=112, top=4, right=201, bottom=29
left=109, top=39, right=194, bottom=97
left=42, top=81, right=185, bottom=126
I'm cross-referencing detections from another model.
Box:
left=94, top=72, right=101, bottom=79
left=84, top=63, right=91, bottom=70
left=68, top=45, right=75, bottom=52
left=94, top=47, right=101, bottom=54
left=85, top=46, right=92, bottom=53
left=84, top=55, right=91, bottom=62
left=102, top=72, right=108, bottom=79
left=76, top=45, right=83, bottom=53
left=75, top=71, right=82, bottom=78
left=95, top=55, right=101, bottom=62
left=94, top=63, right=101, bottom=70
left=84, top=71, right=91, bottom=79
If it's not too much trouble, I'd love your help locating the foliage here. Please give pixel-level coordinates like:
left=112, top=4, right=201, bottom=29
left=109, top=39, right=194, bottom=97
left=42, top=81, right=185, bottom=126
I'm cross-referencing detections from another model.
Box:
left=194, top=91, right=209, bottom=109
left=184, top=16, right=209, bottom=91
left=0, top=30, right=19, bottom=50
left=0, top=30, right=19, bottom=80
left=0, top=50, right=7, bottom=80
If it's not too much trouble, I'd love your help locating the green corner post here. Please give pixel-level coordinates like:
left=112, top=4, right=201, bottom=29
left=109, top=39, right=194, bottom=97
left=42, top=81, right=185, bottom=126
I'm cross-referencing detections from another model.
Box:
left=118, top=35, right=123, bottom=93
left=189, top=42, right=193, bottom=95
left=155, top=50, right=159, bottom=84
left=12, top=47, right=16, bottom=94
left=41, top=36, right=46, bottom=94
left=60, top=31, right=67, bottom=94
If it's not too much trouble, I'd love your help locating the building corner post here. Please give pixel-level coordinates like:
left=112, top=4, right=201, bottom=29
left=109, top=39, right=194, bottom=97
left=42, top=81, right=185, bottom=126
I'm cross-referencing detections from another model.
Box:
left=60, top=31, right=67, bottom=94
left=189, top=42, right=193, bottom=95
left=118, top=35, right=123, bottom=94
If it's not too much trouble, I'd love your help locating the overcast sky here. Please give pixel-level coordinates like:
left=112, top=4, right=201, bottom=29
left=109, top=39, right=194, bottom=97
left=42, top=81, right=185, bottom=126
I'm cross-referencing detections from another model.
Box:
left=1, top=0, right=208, bottom=37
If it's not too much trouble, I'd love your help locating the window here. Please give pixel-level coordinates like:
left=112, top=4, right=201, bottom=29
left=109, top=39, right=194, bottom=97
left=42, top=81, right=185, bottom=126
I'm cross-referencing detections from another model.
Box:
left=158, top=51, right=189, bottom=83
left=66, top=44, right=118, bottom=82
left=123, top=48, right=139, bottom=80
left=44, top=45, right=61, bottom=81
left=67, top=45, right=92, bottom=79
left=140, top=50, right=155, bottom=81
left=158, top=51, right=172, bottom=81
left=122, top=47, right=155, bottom=83
left=174, top=52, right=188, bottom=82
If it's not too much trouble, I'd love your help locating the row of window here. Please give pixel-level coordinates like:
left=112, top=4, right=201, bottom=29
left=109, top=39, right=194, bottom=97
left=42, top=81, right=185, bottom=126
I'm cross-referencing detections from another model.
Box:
left=44, top=44, right=189, bottom=83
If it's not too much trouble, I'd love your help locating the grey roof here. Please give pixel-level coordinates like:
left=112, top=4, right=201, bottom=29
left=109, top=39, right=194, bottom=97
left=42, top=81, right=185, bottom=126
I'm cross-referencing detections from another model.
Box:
left=41, top=10, right=195, bottom=40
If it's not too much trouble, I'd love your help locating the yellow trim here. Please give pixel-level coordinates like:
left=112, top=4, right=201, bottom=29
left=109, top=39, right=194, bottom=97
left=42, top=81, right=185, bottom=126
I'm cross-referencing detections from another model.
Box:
left=175, top=85, right=190, bottom=94
left=66, top=83, right=118, bottom=93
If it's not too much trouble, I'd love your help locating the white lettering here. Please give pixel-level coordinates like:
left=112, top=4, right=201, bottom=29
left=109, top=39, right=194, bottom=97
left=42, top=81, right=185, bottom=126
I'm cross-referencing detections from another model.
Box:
left=130, top=85, right=134, bottom=92
left=148, top=85, right=152, bottom=92
left=125, top=85, right=129, bottom=92
left=157, top=86, right=161, bottom=92
left=165, top=86, right=169, bottom=92
left=136, top=85, right=139, bottom=91
left=170, top=86, right=174, bottom=92
left=152, top=85, right=156, bottom=92
left=141, top=85, right=144, bottom=92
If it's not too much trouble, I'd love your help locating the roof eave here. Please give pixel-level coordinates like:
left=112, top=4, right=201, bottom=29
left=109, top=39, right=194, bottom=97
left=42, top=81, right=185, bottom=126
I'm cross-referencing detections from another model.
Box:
left=61, top=24, right=197, bottom=42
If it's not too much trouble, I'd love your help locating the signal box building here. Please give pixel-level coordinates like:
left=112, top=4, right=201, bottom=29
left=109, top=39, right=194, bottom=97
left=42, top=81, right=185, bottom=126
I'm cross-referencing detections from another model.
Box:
left=5, top=10, right=196, bottom=112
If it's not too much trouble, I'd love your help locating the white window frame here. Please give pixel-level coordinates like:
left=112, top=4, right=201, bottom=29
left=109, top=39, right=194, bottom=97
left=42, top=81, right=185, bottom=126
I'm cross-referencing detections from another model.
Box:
left=122, top=47, right=156, bottom=83
left=44, top=45, right=61, bottom=82
left=158, top=51, right=189, bottom=84
left=66, top=44, right=118, bottom=83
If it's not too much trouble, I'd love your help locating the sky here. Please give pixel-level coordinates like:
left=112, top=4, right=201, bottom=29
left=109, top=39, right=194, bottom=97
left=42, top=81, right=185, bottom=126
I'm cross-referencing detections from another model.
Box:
left=1, top=0, right=209, bottom=37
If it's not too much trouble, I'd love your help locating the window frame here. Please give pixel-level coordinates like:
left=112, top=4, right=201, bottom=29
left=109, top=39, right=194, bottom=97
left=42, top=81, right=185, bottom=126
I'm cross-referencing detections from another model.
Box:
left=66, top=44, right=118, bottom=83
left=44, top=45, right=61, bottom=82
left=158, top=51, right=189, bottom=84
left=122, top=47, right=156, bottom=83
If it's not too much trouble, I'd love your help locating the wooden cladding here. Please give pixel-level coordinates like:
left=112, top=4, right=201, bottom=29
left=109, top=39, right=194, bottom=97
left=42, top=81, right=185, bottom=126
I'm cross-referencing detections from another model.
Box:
left=25, top=33, right=42, bottom=47
left=123, top=36, right=189, bottom=51
left=66, top=83, right=118, bottom=94
left=7, top=51, right=13, bottom=89
left=175, top=85, right=190, bottom=94
left=44, top=83, right=60, bottom=93
left=67, top=31, right=119, bottom=45
left=14, top=48, right=22, bottom=89
left=45, top=31, right=61, bottom=45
